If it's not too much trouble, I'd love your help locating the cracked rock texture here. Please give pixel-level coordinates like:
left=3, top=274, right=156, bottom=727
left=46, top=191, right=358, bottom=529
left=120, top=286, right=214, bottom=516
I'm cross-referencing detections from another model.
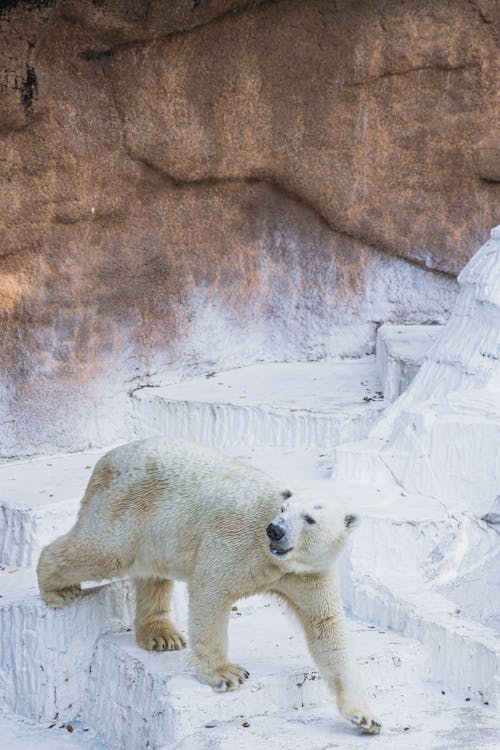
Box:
left=0, top=0, right=499, bottom=455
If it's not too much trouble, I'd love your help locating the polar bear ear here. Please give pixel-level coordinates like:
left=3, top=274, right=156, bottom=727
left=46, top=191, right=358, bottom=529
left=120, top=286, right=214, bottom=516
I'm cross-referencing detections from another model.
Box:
left=281, top=489, right=293, bottom=500
left=344, top=513, right=360, bottom=529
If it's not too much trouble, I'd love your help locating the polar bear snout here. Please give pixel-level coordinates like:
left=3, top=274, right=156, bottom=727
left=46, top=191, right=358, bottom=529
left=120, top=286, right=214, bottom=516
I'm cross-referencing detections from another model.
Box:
left=267, top=518, right=294, bottom=557
left=266, top=522, right=285, bottom=541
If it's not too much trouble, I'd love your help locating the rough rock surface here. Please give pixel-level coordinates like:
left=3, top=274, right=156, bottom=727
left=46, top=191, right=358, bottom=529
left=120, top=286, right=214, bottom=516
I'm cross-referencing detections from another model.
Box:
left=373, top=226, right=500, bottom=516
left=1, top=0, right=498, bottom=455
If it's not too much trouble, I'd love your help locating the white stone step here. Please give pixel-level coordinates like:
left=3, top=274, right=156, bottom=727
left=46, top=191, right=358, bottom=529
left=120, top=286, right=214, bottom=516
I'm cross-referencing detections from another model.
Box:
left=376, top=323, right=443, bottom=402
left=169, top=685, right=500, bottom=750
left=379, top=403, right=500, bottom=516
left=0, top=713, right=104, bottom=750
left=86, top=599, right=424, bottom=750
left=337, top=489, right=500, bottom=707
left=0, top=449, right=108, bottom=567
left=1, top=555, right=498, bottom=748
left=343, top=562, right=500, bottom=705
left=1, top=446, right=497, bottom=714
left=368, top=228, right=500, bottom=516
left=130, top=357, right=385, bottom=452
left=0, top=567, right=133, bottom=722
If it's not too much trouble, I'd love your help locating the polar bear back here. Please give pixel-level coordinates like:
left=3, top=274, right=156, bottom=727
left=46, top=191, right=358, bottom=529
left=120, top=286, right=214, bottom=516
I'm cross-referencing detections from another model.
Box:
left=74, top=437, right=283, bottom=581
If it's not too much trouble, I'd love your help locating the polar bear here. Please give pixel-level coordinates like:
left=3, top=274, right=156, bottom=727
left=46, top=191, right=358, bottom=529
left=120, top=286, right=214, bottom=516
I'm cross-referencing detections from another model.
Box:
left=37, top=437, right=380, bottom=734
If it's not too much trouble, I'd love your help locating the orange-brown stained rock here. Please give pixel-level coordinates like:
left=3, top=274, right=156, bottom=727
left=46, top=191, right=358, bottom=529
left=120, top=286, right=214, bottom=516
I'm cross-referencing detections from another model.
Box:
left=0, top=0, right=498, bottom=454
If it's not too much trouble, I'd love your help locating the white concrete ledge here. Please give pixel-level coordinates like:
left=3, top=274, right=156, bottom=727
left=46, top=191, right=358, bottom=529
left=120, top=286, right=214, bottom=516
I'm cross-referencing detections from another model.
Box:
left=0, top=713, right=104, bottom=749
left=376, top=324, right=442, bottom=402
left=130, top=358, right=385, bottom=452
left=86, top=601, right=421, bottom=750
left=0, top=449, right=107, bottom=567
left=371, top=229, right=500, bottom=515
left=341, top=562, right=500, bottom=707
left=0, top=569, right=133, bottom=722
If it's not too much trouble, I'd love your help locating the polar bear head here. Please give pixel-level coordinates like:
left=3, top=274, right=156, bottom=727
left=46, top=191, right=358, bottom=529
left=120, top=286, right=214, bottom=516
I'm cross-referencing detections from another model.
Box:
left=266, top=489, right=359, bottom=573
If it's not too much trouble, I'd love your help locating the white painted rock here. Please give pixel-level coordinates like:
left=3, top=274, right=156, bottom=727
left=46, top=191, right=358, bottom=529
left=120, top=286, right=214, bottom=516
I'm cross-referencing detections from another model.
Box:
left=376, top=323, right=443, bottom=402
left=130, top=357, right=385, bottom=452
left=373, top=227, right=500, bottom=516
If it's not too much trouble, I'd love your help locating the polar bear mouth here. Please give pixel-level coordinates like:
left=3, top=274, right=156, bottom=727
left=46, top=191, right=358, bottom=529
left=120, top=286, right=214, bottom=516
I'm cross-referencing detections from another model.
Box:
left=269, top=544, right=293, bottom=556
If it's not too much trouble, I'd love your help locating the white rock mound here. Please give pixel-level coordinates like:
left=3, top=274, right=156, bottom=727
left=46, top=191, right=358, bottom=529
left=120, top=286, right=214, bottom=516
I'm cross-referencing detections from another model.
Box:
left=373, top=226, right=500, bottom=516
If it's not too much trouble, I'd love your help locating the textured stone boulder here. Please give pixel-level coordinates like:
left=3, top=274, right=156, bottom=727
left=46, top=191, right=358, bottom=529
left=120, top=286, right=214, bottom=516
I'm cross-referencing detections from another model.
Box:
left=0, top=0, right=498, bottom=455
left=373, top=226, right=500, bottom=516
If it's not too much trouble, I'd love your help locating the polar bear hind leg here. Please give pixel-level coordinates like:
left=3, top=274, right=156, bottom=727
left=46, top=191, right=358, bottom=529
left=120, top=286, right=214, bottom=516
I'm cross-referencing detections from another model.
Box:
left=134, top=578, right=186, bottom=651
left=37, top=532, right=130, bottom=607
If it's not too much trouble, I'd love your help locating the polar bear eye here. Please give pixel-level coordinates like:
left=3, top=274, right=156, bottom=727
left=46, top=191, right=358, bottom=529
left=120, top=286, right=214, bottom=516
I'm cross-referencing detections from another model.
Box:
left=304, top=515, right=316, bottom=525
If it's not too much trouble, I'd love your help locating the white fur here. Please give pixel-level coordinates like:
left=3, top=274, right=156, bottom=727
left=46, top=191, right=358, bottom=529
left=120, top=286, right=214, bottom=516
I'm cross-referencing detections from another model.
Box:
left=37, top=437, right=380, bottom=734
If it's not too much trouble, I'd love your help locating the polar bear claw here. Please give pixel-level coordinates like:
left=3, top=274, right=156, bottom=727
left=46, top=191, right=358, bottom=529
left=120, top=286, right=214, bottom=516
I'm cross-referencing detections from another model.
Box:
left=349, top=711, right=382, bottom=734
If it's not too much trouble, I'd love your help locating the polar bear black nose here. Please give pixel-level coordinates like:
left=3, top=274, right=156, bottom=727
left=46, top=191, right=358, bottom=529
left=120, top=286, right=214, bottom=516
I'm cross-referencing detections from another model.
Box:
left=267, top=523, right=285, bottom=541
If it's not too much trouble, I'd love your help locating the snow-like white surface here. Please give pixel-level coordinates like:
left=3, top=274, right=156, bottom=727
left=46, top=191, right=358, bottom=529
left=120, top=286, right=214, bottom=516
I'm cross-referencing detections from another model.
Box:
left=334, top=437, right=395, bottom=484
left=170, top=694, right=500, bottom=750
left=376, top=324, right=443, bottom=402
left=128, top=347, right=500, bottom=698
left=0, top=568, right=133, bottom=722
left=370, top=227, right=500, bottom=515
left=342, top=524, right=500, bottom=705
left=1, top=226, right=457, bottom=461
left=137, top=357, right=383, bottom=413
left=83, top=599, right=459, bottom=750
left=0, top=713, right=106, bottom=750
left=0, top=449, right=499, bottom=750
left=330, top=229, right=500, bottom=682
left=0, top=565, right=498, bottom=749
left=131, top=357, right=385, bottom=452
left=0, top=449, right=108, bottom=511
left=0, top=448, right=109, bottom=566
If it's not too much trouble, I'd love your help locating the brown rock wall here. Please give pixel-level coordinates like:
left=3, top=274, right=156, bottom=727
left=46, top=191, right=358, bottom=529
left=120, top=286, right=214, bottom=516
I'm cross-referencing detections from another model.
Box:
left=0, top=0, right=498, bottom=455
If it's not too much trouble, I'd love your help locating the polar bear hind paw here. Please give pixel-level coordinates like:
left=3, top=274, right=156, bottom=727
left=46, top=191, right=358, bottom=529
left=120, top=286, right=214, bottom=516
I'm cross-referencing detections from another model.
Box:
left=349, top=711, right=381, bottom=734
left=136, top=620, right=187, bottom=652
left=40, top=584, right=81, bottom=607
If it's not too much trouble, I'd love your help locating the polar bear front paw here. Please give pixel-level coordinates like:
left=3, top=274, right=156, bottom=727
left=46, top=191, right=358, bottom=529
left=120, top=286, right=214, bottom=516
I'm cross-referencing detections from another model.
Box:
left=198, top=662, right=250, bottom=692
left=40, top=584, right=81, bottom=607
left=348, top=710, right=381, bottom=734
left=136, top=619, right=187, bottom=652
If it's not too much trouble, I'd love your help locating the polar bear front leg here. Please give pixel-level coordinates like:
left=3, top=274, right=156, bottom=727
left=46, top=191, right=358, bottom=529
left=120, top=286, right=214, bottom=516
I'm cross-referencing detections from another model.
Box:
left=188, top=584, right=250, bottom=692
left=273, top=572, right=381, bottom=734
left=134, top=578, right=186, bottom=652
